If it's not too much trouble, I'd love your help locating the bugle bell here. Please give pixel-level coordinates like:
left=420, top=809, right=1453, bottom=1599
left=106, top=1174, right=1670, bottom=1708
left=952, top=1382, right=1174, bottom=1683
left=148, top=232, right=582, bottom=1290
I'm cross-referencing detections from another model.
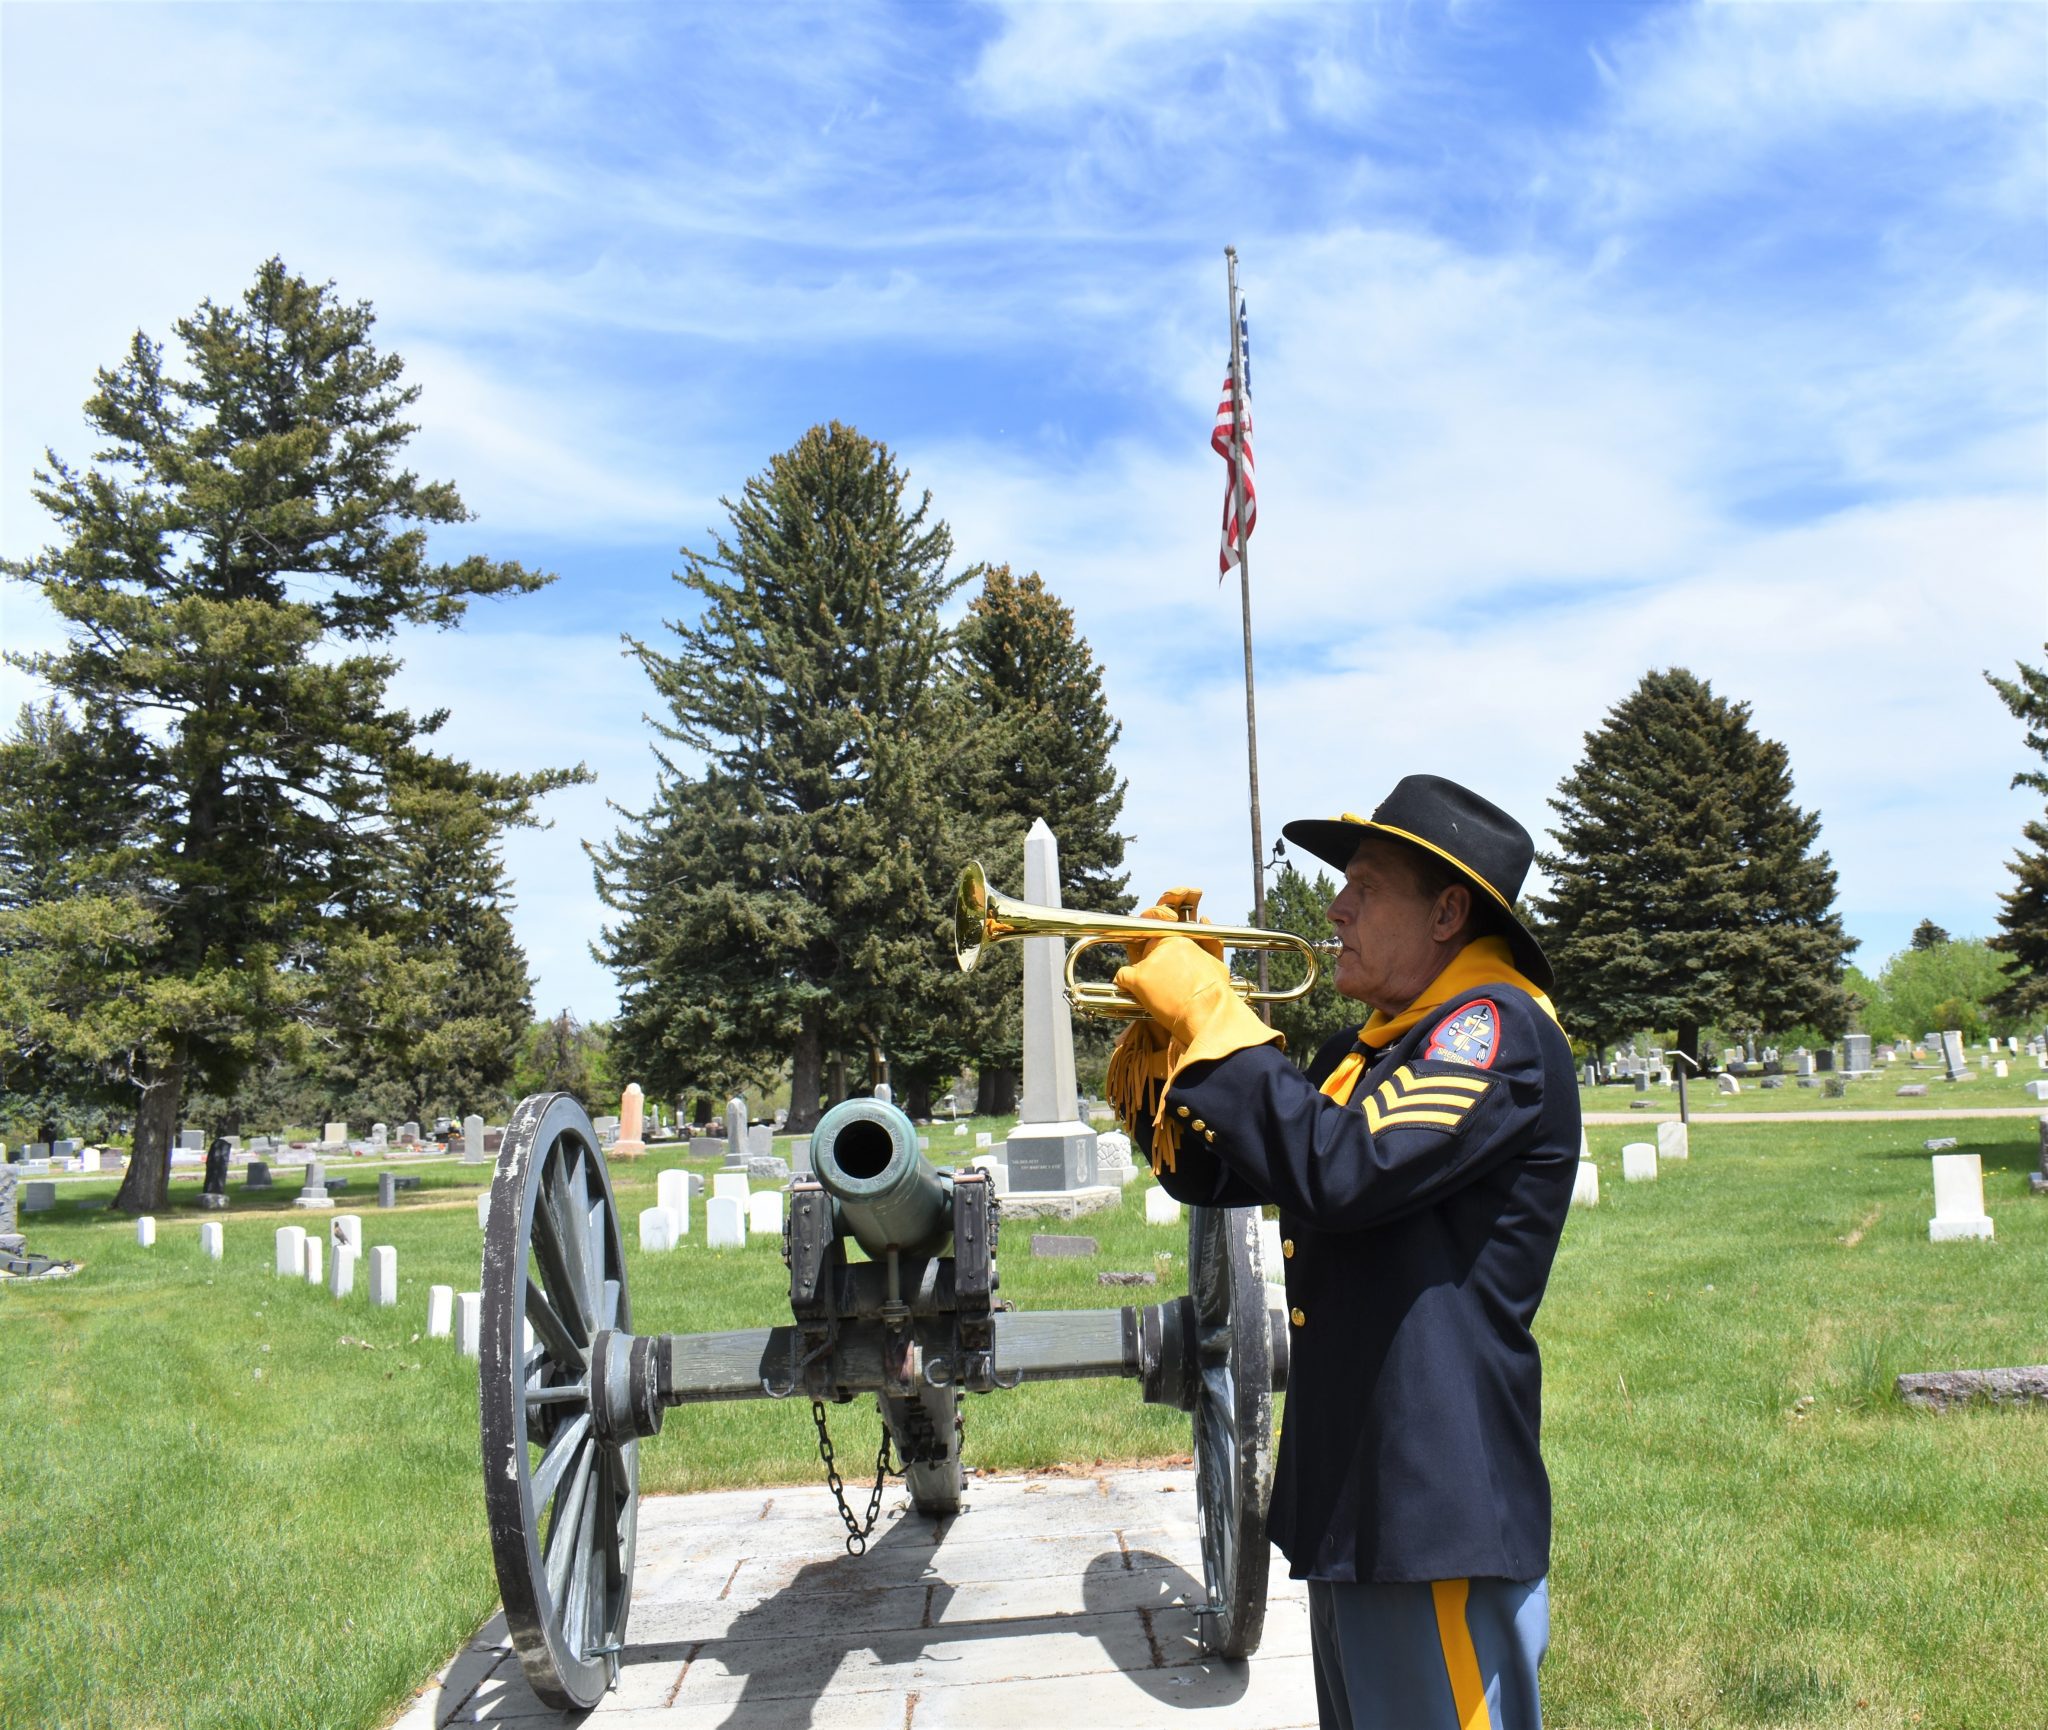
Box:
left=952, top=860, right=1328, bottom=1021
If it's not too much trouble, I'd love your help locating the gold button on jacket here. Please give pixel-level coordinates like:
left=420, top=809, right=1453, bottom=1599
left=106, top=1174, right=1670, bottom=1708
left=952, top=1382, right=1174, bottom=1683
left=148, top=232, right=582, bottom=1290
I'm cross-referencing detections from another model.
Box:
left=1282, top=1238, right=1295, bottom=1259
left=1290, top=1306, right=1306, bottom=1327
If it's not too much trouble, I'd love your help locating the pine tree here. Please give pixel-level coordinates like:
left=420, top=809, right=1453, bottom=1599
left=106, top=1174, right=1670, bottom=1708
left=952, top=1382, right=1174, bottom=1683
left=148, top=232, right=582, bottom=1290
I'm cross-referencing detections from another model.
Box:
left=1986, top=647, right=2048, bottom=1019
left=953, top=565, right=1132, bottom=1113
left=1534, top=668, right=1856, bottom=1061
left=593, top=423, right=970, bottom=1132
left=1910, top=919, right=1951, bottom=951
left=0, top=259, right=583, bottom=1209
left=1233, top=862, right=1349, bottom=1066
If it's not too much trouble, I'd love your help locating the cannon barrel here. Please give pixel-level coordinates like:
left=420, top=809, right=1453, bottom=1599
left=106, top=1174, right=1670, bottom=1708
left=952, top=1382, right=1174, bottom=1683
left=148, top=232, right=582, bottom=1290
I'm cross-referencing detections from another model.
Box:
left=810, top=1097, right=954, bottom=1259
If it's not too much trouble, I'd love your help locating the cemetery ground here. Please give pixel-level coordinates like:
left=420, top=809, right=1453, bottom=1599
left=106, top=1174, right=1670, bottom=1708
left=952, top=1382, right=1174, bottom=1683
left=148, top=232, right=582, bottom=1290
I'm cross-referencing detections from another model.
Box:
left=0, top=1119, right=2043, bottom=1729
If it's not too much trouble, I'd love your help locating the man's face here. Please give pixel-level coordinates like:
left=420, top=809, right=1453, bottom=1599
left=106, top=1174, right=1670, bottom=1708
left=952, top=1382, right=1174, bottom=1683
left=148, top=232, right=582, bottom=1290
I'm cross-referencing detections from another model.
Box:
left=1325, top=838, right=1469, bottom=1013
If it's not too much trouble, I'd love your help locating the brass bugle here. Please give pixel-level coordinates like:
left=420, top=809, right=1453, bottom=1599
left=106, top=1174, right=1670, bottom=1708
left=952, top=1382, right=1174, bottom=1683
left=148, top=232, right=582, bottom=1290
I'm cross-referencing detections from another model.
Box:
left=952, top=860, right=1331, bottom=1021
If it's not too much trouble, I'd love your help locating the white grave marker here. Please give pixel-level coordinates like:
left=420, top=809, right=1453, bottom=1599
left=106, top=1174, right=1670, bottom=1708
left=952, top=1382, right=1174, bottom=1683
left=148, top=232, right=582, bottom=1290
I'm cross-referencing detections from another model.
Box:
left=657, top=1169, right=692, bottom=1238
left=969, top=1154, right=1010, bottom=1196
left=1656, top=1121, right=1690, bottom=1162
left=476, top=1194, right=493, bottom=1229
left=369, top=1245, right=398, bottom=1306
left=748, top=1191, right=783, bottom=1237
left=1928, top=1154, right=1994, bottom=1242
left=456, top=1292, right=482, bottom=1358
left=707, top=1195, right=746, bottom=1249
left=324, top=1121, right=348, bottom=1147
left=303, top=1235, right=324, bottom=1285
left=462, top=1113, right=485, bottom=1164
left=1144, top=1187, right=1182, bottom=1226
left=1621, top=1143, right=1658, bottom=1182
left=1994, top=1060, right=2009, bottom=1079
left=330, top=1244, right=356, bottom=1299
left=275, top=1225, right=307, bottom=1277
left=712, top=1172, right=751, bottom=1204
left=1571, top=1161, right=1600, bottom=1207
left=135, top=1215, right=156, bottom=1247
left=331, top=1214, right=362, bottom=1256
left=975, top=1132, right=993, bottom=1150
left=427, top=1285, right=454, bottom=1339
left=638, top=1208, right=675, bottom=1253
left=200, top=1221, right=224, bottom=1261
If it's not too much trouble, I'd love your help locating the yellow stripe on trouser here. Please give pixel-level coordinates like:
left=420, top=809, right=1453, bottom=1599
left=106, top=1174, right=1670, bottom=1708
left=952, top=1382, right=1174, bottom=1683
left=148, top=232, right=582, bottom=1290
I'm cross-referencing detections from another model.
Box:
left=1430, top=1578, right=1494, bottom=1730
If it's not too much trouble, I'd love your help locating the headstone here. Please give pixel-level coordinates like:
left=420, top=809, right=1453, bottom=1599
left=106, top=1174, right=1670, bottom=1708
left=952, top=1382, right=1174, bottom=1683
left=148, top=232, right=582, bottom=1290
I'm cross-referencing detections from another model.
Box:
left=1657, top=1121, right=1689, bottom=1162
left=245, top=1159, right=272, bottom=1190
left=975, top=1132, right=993, bottom=1150
left=712, top=1172, right=750, bottom=1204
left=1815, top=1047, right=1835, bottom=1073
left=1005, top=820, right=1100, bottom=1190
left=1924, top=1137, right=1958, bottom=1152
left=200, top=1221, right=224, bottom=1261
left=689, top=1135, right=725, bottom=1161
left=726, top=1098, right=747, bottom=1163
left=399, top=1121, right=420, bottom=1144
left=1795, top=1052, right=1815, bottom=1077
left=427, top=1285, right=454, bottom=1338
left=476, top=1193, right=492, bottom=1229
left=462, top=1114, right=485, bottom=1165
left=657, top=1169, right=693, bottom=1238
left=370, top=1122, right=388, bottom=1149
left=616, top=1083, right=646, bottom=1158
left=748, top=1191, right=783, bottom=1237
left=707, top=1195, right=746, bottom=1249
left=323, top=1121, right=348, bottom=1147
left=1761, top=1075, right=1785, bottom=1090
left=303, top=1235, right=323, bottom=1284
left=1843, top=1033, right=1871, bottom=1073
left=369, top=1245, right=398, bottom=1306
left=1095, top=1131, right=1136, bottom=1186
left=295, top=1159, right=333, bottom=1211
left=1144, top=1187, right=1181, bottom=1226
left=746, top=1154, right=790, bottom=1182
left=178, top=1129, right=206, bottom=1152
left=1897, top=1084, right=1929, bottom=1097
left=873, top=1082, right=893, bottom=1105
left=77, top=1147, right=100, bottom=1173
left=1994, top=1061, right=2009, bottom=1079
left=1621, top=1143, right=1657, bottom=1182
left=1823, top=1076, right=1847, bottom=1098
left=1940, top=1031, right=1968, bottom=1080
left=330, top=1214, right=362, bottom=1257
left=378, top=1171, right=398, bottom=1209
left=790, top=1136, right=813, bottom=1177
left=135, top=1215, right=156, bottom=1247
left=1030, top=1234, right=1098, bottom=1257
left=748, top=1124, right=773, bottom=1158
left=456, top=1292, right=482, bottom=1359
left=969, top=1153, right=1010, bottom=1196
left=1716, top=1074, right=1740, bottom=1095
left=329, top=1243, right=356, bottom=1299
left=2025, top=1081, right=2048, bottom=1102
left=1928, top=1154, right=1994, bottom=1242
left=275, top=1225, right=307, bottom=1276
left=638, top=1208, right=675, bottom=1253
left=1571, top=1161, right=1599, bottom=1207
left=23, top=1181, right=55, bottom=1213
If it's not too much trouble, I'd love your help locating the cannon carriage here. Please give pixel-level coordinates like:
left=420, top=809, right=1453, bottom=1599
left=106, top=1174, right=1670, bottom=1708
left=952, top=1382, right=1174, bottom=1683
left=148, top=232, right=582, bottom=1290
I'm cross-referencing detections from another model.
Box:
left=479, top=1088, right=1288, bottom=1710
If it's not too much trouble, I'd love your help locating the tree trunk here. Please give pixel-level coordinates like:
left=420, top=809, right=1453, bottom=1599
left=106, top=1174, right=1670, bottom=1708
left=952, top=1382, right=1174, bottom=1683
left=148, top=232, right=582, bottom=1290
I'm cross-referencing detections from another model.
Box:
left=976, top=1066, right=1018, bottom=1117
left=826, top=1052, right=847, bottom=1111
left=903, top=1076, right=934, bottom=1121
left=785, top=1006, right=827, bottom=1134
left=116, top=1046, right=185, bottom=1214
left=1676, top=1019, right=1701, bottom=1071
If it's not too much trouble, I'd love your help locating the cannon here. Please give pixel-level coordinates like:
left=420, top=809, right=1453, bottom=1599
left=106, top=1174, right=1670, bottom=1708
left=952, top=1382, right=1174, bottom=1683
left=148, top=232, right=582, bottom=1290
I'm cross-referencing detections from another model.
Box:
left=480, top=1090, right=1287, bottom=1710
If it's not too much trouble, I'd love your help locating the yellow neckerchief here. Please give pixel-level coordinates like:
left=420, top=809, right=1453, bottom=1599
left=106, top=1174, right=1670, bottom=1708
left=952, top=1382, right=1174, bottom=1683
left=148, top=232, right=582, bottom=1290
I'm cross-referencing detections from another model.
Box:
left=1319, top=936, right=1560, bottom=1107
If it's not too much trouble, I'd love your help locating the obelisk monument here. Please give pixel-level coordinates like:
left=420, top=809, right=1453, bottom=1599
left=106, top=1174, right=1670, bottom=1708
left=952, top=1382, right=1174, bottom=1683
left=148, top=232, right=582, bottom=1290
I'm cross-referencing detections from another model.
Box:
left=1004, top=820, right=1100, bottom=1191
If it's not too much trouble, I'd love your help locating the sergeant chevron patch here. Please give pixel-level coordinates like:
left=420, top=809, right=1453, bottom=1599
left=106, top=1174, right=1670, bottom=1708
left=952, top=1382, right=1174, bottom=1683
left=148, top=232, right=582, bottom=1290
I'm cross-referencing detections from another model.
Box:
left=1359, top=1063, right=1492, bottom=1134
left=1423, top=999, right=1500, bottom=1069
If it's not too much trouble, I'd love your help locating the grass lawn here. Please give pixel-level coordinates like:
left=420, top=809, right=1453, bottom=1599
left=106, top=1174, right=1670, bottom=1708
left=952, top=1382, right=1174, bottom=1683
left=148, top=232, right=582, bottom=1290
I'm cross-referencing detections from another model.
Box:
left=3, top=1113, right=2044, bottom=1728
left=1583, top=1055, right=2048, bottom=1115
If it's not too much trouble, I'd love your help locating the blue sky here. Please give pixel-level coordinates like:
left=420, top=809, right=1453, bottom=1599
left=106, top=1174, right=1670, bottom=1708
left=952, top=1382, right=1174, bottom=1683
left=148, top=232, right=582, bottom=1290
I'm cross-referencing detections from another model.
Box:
left=4, top=1, right=2044, bottom=1020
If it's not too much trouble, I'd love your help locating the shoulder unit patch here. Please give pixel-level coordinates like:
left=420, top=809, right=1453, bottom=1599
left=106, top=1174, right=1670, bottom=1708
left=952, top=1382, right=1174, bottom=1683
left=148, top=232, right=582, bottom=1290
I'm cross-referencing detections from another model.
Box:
left=1423, top=998, right=1499, bottom=1069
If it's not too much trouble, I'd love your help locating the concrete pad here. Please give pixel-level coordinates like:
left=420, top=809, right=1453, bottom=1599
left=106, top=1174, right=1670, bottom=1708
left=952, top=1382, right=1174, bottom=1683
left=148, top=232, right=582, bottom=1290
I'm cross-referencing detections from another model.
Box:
left=388, top=1465, right=1311, bottom=1728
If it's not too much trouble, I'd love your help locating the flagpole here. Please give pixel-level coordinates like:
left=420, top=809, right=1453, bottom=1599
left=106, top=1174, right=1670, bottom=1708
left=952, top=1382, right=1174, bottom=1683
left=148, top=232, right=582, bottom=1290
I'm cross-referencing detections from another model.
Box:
left=1224, top=245, right=1271, bottom=1014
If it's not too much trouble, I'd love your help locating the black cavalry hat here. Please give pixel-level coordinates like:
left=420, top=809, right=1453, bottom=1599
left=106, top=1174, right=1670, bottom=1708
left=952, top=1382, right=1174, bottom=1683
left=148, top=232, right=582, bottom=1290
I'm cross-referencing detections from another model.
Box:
left=1281, top=774, right=1554, bottom=991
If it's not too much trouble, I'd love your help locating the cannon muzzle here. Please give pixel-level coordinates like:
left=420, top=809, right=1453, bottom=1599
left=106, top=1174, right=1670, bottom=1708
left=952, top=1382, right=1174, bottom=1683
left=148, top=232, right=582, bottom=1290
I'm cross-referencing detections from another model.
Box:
left=811, top=1098, right=954, bottom=1259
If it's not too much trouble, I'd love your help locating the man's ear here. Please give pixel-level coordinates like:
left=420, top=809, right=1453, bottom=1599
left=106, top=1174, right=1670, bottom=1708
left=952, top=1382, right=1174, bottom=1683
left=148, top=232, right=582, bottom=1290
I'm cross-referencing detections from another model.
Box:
left=1435, top=883, right=1472, bottom=941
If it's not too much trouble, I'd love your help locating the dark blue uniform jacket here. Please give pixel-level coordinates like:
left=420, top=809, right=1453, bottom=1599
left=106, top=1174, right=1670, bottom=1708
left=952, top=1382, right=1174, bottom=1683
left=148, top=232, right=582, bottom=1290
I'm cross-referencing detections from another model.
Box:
left=1144, top=982, right=1578, bottom=1586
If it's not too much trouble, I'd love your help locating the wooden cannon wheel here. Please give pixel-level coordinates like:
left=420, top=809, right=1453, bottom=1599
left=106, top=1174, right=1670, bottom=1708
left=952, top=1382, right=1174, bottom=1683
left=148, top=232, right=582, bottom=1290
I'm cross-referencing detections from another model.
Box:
left=1186, top=1203, right=1276, bottom=1660
left=480, top=1092, right=639, bottom=1712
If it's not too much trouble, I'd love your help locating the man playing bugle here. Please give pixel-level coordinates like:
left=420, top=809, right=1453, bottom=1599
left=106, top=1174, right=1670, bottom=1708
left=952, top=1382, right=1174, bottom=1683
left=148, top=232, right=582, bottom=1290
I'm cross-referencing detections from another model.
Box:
left=1108, top=774, right=1579, bottom=1730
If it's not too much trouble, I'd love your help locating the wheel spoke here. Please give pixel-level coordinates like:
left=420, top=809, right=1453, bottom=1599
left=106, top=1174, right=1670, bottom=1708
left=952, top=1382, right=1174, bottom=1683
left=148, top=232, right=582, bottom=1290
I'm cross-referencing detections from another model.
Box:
left=561, top=1469, right=601, bottom=1660
left=585, top=1194, right=606, bottom=1330
left=544, top=1435, right=598, bottom=1607
left=531, top=1172, right=592, bottom=1344
left=530, top=1412, right=592, bottom=1515
left=527, top=1277, right=587, bottom=1374
left=600, top=1277, right=622, bottom=1331
left=596, top=1446, right=626, bottom=1590
left=525, top=1380, right=590, bottom=1409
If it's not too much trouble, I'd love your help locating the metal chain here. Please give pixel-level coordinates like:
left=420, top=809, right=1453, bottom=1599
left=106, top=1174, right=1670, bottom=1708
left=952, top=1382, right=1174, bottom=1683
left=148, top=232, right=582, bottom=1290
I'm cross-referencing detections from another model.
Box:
left=811, top=1398, right=895, bottom=1555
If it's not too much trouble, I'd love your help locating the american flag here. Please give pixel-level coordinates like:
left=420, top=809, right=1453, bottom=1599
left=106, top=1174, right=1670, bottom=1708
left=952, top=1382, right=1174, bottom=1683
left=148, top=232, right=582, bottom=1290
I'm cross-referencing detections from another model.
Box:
left=1211, top=296, right=1256, bottom=579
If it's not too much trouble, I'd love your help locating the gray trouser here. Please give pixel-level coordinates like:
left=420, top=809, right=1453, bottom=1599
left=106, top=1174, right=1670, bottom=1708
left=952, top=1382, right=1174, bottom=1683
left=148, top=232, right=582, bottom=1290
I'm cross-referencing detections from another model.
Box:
left=1306, top=1574, right=1548, bottom=1730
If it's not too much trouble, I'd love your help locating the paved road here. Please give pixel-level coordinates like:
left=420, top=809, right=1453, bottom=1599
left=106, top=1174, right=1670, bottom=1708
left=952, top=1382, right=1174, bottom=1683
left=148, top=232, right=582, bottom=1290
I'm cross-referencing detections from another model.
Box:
left=390, top=1466, right=1316, bottom=1729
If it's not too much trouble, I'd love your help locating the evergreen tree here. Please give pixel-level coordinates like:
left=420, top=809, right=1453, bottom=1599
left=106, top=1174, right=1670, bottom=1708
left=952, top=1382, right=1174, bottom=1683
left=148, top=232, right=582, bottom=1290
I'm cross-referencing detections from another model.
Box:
left=1910, top=919, right=1951, bottom=951
left=1986, top=648, right=2048, bottom=1020
left=1233, top=862, right=1349, bottom=1066
left=514, top=1010, right=613, bottom=1109
left=953, top=565, right=1132, bottom=1113
left=1534, top=668, right=1856, bottom=1061
left=0, top=259, right=582, bottom=1209
left=593, top=423, right=969, bottom=1132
